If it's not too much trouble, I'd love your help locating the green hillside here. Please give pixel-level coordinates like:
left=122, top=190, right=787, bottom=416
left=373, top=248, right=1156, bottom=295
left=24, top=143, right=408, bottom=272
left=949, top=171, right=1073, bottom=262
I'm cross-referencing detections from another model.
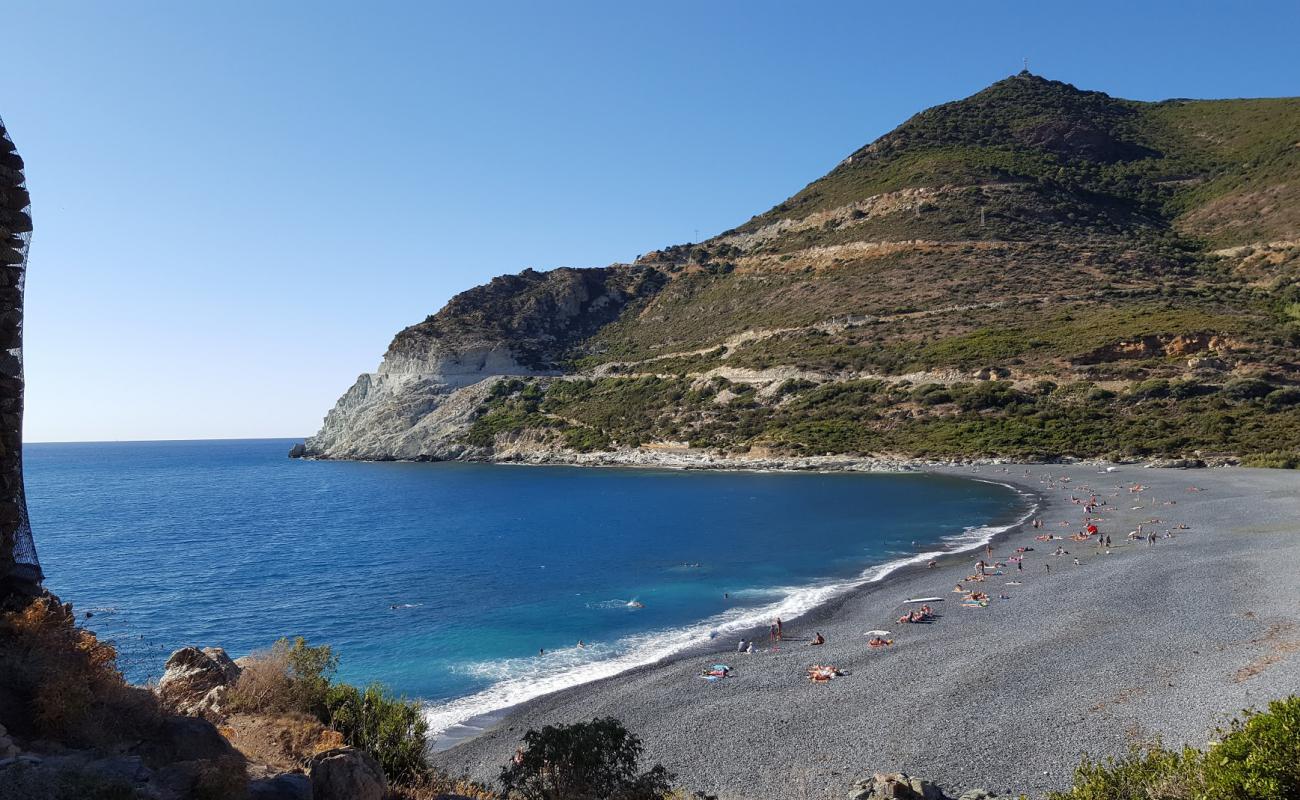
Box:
left=392, top=73, right=1300, bottom=464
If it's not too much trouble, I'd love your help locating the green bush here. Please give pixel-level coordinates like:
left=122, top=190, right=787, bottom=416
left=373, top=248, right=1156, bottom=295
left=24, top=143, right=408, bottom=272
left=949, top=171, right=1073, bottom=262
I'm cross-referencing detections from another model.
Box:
left=1241, top=451, right=1300, bottom=469
left=323, top=682, right=430, bottom=786
left=1130, top=378, right=1172, bottom=399
left=227, top=637, right=337, bottom=718
left=228, top=638, right=431, bottom=788
left=1049, top=696, right=1300, bottom=800
left=1223, top=377, right=1273, bottom=400
left=499, top=717, right=674, bottom=800
left=1264, top=387, right=1300, bottom=409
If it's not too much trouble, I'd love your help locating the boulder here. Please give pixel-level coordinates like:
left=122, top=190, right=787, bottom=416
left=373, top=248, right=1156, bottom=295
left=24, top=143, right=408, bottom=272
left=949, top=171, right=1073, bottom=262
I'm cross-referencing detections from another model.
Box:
left=157, top=646, right=242, bottom=717
left=288, top=443, right=307, bottom=459
left=848, top=772, right=949, bottom=800
left=307, top=747, right=386, bottom=800
left=248, top=772, right=314, bottom=800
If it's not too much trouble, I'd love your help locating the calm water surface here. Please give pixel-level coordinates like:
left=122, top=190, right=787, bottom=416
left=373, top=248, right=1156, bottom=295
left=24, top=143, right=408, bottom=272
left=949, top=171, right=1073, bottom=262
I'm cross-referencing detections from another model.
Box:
left=25, top=439, right=1028, bottom=736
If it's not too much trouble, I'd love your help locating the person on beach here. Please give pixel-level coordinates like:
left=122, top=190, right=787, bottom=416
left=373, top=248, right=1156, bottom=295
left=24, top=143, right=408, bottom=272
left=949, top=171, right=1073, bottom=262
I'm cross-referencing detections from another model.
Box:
left=737, top=639, right=747, bottom=653
left=746, top=641, right=754, bottom=654
left=810, top=632, right=825, bottom=646
left=776, top=618, right=783, bottom=640
left=1017, top=558, right=1023, bottom=571
left=1044, top=563, right=1050, bottom=575
left=769, top=623, right=778, bottom=642
left=927, top=558, right=938, bottom=569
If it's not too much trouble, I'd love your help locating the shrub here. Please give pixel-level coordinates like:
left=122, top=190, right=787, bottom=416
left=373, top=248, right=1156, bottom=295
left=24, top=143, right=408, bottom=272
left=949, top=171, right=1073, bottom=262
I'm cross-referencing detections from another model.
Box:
left=1264, top=387, right=1300, bottom=409
left=956, top=381, right=1021, bottom=411
left=499, top=717, right=674, bottom=800
left=323, top=682, right=430, bottom=786
left=0, top=596, right=160, bottom=746
left=1201, top=696, right=1300, bottom=799
left=1223, top=377, right=1273, bottom=401
left=1241, top=451, right=1300, bottom=469
left=1130, top=378, right=1171, bottom=399
left=227, top=637, right=337, bottom=717
left=1049, top=696, right=1300, bottom=800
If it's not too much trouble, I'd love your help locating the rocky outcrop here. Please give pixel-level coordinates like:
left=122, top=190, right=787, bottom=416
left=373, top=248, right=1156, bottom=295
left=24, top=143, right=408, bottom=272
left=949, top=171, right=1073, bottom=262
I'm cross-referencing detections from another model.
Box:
left=307, top=747, right=386, bottom=800
left=0, top=114, right=38, bottom=601
left=301, top=265, right=663, bottom=460
left=1069, top=333, right=1238, bottom=366
left=847, top=772, right=995, bottom=800
left=247, top=772, right=314, bottom=800
left=157, top=646, right=242, bottom=719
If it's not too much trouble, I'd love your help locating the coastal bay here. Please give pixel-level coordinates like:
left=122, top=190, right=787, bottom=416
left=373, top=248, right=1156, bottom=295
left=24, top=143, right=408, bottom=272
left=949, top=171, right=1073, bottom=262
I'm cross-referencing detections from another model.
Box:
left=433, top=464, right=1300, bottom=799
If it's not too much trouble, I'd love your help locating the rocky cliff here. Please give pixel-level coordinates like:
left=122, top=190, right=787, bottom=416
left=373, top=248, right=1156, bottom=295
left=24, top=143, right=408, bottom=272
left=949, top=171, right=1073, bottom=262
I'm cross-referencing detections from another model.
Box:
left=301, top=73, right=1300, bottom=465
left=302, top=265, right=664, bottom=459
left=0, top=115, right=38, bottom=600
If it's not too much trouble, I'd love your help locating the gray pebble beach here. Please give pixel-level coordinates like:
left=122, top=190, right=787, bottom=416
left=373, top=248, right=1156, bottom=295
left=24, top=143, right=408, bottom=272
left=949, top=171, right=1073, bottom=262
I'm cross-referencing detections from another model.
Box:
left=432, top=465, right=1300, bottom=799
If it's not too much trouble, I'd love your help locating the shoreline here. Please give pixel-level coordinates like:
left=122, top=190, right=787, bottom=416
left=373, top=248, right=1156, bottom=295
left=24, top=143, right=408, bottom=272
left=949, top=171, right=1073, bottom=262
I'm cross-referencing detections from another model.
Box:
left=431, top=463, right=1300, bottom=799
left=425, top=472, right=1040, bottom=750
left=300, top=442, right=1222, bottom=474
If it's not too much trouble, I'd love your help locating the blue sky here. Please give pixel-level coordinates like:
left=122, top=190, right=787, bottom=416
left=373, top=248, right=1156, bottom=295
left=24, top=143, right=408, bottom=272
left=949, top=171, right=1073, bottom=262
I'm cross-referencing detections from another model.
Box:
left=4, top=1, right=1297, bottom=442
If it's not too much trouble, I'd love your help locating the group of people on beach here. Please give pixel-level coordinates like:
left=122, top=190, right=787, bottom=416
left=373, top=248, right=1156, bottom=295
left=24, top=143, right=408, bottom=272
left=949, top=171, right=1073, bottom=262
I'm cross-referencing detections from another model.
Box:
left=692, top=468, right=1202, bottom=689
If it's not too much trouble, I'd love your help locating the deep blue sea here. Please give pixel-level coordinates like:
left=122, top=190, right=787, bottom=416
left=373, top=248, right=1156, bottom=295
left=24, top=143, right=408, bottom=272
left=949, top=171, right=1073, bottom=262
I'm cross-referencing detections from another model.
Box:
left=24, top=439, right=1028, bottom=741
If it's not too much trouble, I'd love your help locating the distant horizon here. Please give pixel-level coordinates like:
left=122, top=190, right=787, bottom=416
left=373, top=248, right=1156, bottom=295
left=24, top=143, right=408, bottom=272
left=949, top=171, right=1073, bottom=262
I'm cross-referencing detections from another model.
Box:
left=25, top=435, right=306, bottom=446
left=5, top=1, right=1298, bottom=442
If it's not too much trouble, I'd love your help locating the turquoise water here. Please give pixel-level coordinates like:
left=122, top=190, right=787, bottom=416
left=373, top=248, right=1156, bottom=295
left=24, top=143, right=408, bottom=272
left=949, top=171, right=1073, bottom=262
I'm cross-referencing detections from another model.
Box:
left=24, top=439, right=1028, bottom=738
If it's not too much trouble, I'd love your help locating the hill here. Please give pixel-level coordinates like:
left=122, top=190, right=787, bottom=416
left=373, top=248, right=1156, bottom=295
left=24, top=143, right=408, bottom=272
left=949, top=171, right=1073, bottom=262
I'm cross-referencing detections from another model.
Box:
left=300, top=73, right=1300, bottom=465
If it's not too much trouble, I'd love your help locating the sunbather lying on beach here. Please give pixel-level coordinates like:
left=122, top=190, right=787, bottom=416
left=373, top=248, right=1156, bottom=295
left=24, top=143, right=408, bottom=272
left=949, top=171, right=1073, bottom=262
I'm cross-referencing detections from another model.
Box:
left=867, top=637, right=893, bottom=648
left=807, top=664, right=844, bottom=682
left=897, top=608, right=935, bottom=624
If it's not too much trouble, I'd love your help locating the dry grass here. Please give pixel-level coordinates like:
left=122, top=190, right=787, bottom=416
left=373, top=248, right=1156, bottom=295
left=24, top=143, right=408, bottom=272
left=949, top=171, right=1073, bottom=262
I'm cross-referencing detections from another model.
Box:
left=225, top=646, right=295, bottom=714
left=385, top=772, right=498, bottom=800
left=222, top=711, right=344, bottom=771
left=0, top=595, right=161, bottom=746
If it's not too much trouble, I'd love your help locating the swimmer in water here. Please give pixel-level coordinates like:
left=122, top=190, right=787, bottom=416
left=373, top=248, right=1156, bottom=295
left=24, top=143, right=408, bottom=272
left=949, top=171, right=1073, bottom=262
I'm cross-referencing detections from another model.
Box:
left=577, top=640, right=585, bottom=648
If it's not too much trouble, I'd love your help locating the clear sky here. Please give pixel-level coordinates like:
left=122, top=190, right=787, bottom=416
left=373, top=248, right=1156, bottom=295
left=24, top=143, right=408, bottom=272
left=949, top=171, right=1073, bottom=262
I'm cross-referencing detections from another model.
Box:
left=4, top=1, right=1297, bottom=442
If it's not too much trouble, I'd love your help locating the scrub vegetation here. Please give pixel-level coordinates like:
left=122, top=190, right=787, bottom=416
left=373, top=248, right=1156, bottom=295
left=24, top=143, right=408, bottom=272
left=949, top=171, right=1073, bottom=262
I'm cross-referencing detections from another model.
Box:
left=439, top=74, right=1300, bottom=464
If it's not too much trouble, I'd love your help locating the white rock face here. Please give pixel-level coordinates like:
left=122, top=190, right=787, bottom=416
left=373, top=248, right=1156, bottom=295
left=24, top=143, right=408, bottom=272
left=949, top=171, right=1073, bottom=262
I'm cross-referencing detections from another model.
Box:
left=303, top=345, right=552, bottom=461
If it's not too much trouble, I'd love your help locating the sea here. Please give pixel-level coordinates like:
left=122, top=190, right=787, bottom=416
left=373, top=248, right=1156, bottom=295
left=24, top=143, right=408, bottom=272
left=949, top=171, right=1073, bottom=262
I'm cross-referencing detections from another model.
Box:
left=24, top=438, right=1030, bottom=744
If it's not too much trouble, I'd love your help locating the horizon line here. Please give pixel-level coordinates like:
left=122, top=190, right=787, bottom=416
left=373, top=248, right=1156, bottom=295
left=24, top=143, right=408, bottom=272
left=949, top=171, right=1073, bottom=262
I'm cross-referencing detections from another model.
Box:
left=24, top=435, right=306, bottom=446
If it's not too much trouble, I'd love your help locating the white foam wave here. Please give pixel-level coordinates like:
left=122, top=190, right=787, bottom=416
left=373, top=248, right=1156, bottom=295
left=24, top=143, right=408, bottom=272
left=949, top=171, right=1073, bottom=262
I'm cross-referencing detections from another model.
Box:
left=425, top=487, right=1038, bottom=744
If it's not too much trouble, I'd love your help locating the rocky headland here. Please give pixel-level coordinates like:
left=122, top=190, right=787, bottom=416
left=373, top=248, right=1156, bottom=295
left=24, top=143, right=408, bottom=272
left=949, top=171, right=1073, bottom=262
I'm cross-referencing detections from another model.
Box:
left=297, top=73, right=1300, bottom=469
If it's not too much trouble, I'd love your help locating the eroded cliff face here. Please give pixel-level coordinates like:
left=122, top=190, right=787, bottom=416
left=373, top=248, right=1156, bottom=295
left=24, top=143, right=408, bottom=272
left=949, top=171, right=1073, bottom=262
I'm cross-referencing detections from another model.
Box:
left=300, top=265, right=664, bottom=459
left=0, top=115, right=38, bottom=599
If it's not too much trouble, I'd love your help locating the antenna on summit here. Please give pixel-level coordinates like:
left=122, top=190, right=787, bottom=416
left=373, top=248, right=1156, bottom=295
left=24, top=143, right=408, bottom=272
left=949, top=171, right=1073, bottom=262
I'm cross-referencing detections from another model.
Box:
left=1023, top=57, right=1030, bottom=73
